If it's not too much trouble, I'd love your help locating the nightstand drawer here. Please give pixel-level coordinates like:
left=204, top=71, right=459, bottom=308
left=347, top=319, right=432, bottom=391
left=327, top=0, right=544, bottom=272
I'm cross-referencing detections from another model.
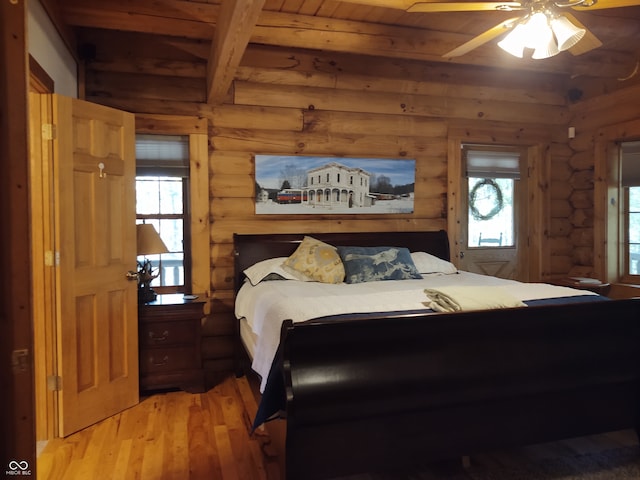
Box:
left=140, top=346, right=199, bottom=375
left=139, top=321, right=197, bottom=347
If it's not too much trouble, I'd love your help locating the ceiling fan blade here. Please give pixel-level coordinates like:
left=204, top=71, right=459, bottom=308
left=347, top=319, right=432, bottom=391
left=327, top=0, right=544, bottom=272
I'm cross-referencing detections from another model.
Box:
left=443, top=17, right=519, bottom=57
left=563, top=13, right=603, bottom=55
left=408, top=2, right=523, bottom=12
left=571, top=0, right=640, bottom=10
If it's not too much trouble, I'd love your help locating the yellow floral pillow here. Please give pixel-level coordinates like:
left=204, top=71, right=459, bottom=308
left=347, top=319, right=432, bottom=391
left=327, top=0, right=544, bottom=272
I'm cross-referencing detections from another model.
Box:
left=283, top=236, right=345, bottom=284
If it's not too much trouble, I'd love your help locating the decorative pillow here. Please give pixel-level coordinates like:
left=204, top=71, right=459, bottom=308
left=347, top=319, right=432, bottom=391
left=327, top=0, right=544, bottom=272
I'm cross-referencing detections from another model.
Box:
left=243, top=257, right=306, bottom=286
left=282, top=236, right=345, bottom=284
left=337, top=246, right=422, bottom=284
left=410, top=251, right=458, bottom=275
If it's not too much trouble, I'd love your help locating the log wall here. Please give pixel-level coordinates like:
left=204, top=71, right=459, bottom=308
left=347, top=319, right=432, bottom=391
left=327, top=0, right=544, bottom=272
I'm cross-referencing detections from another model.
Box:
left=564, top=83, right=640, bottom=279
left=80, top=30, right=577, bottom=385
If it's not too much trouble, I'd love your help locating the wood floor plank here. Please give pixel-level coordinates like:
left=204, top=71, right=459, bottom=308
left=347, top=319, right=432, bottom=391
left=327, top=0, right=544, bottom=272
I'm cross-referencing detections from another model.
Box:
left=111, top=438, right=133, bottom=480
left=140, top=431, right=165, bottom=479
left=171, top=393, right=192, bottom=479
left=80, top=414, right=119, bottom=479
left=37, top=441, right=73, bottom=480
left=214, top=424, right=241, bottom=480
left=188, top=395, right=219, bottom=480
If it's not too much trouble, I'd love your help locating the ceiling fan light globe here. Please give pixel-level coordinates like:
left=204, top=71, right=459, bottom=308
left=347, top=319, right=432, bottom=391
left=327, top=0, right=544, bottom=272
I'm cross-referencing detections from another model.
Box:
left=550, top=15, right=586, bottom=51
left=531, top=38, right=561, bottom=59
left=530, top=22, right=561, bottom=58
left=523, top=12, right=551, bottom=48
left=497, top=23, right=528, bottom=58
left=515, top=12, right=559, bottom=59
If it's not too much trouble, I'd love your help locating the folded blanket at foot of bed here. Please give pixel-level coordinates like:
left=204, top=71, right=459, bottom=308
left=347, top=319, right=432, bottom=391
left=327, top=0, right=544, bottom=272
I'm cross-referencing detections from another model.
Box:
left=424, top=286, right=527, bottom=312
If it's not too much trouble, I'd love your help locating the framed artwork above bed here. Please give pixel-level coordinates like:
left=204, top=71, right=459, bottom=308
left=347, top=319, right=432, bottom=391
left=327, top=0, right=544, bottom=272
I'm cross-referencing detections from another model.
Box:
left=254, top=154, right=416, bottom=215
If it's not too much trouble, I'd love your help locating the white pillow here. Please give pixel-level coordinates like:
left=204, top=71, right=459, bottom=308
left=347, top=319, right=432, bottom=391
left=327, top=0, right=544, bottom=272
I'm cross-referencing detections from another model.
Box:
left=410, top=251, right=458, bottom=275
left=243, top=257, right=310, bottom=285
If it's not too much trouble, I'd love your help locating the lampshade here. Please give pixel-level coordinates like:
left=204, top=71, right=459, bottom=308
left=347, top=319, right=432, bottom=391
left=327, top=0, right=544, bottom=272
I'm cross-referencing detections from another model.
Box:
left=531, top=20, right=560, bottom=59
left=136, top=224, right=169, bottom=256
left=497, top=23, right=528, bottom=58
left=550, top=15, right=586, bottom=51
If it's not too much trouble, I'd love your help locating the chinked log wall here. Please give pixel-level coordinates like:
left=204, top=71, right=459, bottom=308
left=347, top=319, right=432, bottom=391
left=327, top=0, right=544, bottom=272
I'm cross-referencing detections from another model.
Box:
left=82, top=31, right=575, bottom=385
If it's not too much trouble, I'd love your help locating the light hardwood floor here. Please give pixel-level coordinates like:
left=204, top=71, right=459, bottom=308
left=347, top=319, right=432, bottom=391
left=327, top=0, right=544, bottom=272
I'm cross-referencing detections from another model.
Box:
left=37, top=375, right=284, bottom=480
left=38, top=374, right=639, bottom=480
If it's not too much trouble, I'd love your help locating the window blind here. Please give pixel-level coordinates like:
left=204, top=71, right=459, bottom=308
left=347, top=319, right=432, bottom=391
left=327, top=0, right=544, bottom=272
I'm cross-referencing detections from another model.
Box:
left=136, top=134, right=189, bottom=177
left=464, top=149, right=520, bottom=179
left=621, top=141, right=640, bottom=187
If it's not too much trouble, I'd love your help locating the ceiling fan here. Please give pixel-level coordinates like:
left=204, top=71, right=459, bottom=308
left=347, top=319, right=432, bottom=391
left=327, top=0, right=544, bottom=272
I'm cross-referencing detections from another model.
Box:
left=338, top=0, right=640, bottom=59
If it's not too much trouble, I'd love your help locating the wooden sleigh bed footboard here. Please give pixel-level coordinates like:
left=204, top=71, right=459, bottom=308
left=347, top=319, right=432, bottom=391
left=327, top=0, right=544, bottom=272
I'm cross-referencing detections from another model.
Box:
left=282, top=298, right=640, bottom=480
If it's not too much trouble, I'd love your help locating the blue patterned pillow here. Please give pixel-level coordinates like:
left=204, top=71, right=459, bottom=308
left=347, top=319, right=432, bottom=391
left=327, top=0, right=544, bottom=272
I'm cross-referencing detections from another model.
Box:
left=337, top=246, right=422, bottom=284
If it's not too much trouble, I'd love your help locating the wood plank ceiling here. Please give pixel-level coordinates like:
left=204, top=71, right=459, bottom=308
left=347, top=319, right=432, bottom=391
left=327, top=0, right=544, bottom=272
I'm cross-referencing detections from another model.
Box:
left=50, top=0, right=640, bottom=104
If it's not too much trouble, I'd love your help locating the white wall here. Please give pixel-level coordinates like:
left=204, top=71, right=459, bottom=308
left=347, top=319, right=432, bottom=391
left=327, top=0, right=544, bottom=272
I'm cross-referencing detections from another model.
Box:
left=28, top=0, right=77, bottom=98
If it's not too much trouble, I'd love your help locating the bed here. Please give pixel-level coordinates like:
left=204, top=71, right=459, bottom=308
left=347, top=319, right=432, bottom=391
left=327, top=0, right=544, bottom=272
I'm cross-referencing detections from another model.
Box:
left=233, top=230, right=640, bottom=480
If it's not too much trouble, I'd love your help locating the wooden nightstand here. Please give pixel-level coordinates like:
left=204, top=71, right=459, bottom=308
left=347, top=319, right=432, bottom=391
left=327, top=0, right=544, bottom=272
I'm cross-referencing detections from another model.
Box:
left=549, top=277, right=611, bottom=296
left=138, top=294, right=206, bottom=394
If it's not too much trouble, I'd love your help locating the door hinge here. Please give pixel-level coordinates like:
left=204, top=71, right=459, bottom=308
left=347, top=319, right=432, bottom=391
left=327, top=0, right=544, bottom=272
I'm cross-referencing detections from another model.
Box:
left=11, top=349, right=29, bottom=374
left=42, top=123, right=57, bottom=140
left=44, top=250, right=60, bottom=267
left=47, top=375, right=62, bottom=391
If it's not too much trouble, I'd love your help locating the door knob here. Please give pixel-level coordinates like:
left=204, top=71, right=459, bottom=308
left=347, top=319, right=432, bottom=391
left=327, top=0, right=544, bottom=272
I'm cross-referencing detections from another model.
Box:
left=126, top=270, right=139, bottom=281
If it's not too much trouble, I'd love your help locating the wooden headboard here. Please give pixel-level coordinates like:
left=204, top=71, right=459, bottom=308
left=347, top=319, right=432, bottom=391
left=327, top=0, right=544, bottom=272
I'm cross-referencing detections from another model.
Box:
left=233, top=230, right=450, bottom=292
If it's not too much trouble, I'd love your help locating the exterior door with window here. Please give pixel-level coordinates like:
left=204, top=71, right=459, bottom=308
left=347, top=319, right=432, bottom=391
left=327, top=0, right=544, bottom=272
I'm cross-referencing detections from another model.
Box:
left=52, top=94, right=138, bottom=436
left=458, top=147, right=528, bottom=281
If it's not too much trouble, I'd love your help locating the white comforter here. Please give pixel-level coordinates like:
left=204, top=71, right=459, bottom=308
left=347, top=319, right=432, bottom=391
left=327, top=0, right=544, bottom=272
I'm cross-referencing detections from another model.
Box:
left=235, top=271, right=596, bottom=391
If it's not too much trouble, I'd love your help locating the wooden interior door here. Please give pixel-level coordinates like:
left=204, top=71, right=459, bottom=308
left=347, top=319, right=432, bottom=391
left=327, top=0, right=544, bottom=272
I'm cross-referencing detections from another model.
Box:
left=51, top=94, right=138, bottom=436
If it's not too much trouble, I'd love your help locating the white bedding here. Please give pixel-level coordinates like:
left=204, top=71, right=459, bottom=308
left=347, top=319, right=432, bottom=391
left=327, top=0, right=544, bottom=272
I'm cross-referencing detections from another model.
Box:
left=235, top=271, right=597, bottom=391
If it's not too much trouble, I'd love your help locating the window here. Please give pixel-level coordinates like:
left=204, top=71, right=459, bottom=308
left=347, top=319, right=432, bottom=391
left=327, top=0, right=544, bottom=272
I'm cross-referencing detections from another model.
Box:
left=464, top=147, right=520, bottom=248
left=621, top=141, right=640, bottom=279
left=626, top=187, right=640, bottom=275
left=467, top=177, right=515, bottom=248
left=135, top=134, right=191, bottom=293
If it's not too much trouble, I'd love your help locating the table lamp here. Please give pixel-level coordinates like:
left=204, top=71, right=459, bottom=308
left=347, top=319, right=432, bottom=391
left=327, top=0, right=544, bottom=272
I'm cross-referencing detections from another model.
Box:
left=137, top=223, right=169, bottom=303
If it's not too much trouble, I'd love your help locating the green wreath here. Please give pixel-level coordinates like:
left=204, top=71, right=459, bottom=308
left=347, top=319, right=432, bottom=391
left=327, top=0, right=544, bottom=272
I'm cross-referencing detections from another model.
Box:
left=469, top=178, right=504, bottom=221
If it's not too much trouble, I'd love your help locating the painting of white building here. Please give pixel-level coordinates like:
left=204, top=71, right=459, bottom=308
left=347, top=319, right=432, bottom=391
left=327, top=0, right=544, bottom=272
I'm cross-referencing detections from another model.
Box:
left=305, top=162, right=373, bottom=208
left=255, top=155, right=415, bottom=215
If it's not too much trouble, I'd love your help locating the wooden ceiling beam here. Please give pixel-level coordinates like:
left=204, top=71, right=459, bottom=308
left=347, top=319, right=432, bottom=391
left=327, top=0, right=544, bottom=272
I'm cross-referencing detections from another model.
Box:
left=58, top=0, right=637, bottom=79
left=207, top=0, right=266, bottom=104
